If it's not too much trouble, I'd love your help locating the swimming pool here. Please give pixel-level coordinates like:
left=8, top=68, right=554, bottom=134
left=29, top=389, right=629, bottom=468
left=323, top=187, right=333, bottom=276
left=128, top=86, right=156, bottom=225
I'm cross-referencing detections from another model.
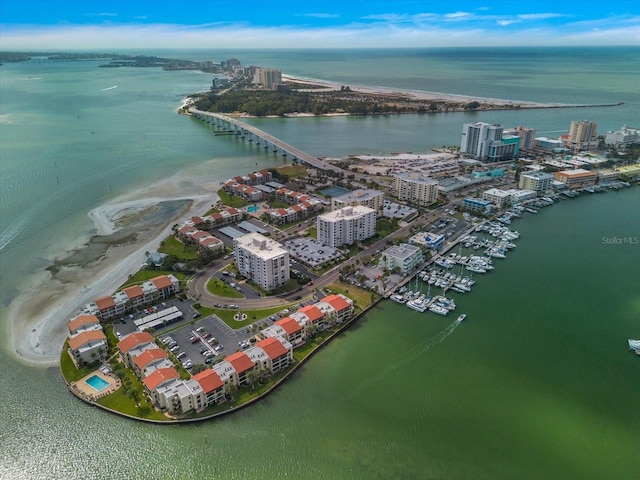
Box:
left=86, top=374, right=109, bottom=392
left=247, top=205, right=259, bottom=213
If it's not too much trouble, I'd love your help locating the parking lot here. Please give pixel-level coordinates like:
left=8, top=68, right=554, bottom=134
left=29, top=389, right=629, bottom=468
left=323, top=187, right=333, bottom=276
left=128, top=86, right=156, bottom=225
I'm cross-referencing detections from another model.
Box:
left=283, top=237, right=343, bottom=267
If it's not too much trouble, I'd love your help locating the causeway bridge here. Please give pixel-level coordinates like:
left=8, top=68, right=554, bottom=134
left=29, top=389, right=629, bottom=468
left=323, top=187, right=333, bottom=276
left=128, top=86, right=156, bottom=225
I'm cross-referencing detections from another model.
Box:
left=190, top=109, right=343, bottom=173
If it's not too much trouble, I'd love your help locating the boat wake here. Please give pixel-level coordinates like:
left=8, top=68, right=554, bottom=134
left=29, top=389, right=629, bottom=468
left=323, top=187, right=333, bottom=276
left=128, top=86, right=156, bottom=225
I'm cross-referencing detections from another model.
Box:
left=100, top=85, right=118, bottom=91
left=345, top=318, right=463, bottom=398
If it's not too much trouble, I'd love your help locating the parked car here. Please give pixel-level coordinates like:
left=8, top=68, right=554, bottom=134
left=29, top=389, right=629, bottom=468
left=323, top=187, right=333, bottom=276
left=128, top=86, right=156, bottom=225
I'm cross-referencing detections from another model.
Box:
left=196, top=327, right=204, bottom=333
left=169, top=345, right=180, bottom=352
left=190, top=336, right=200, bottom=344
left=176, top=352, right=186, bottom=360
left=202, top=332, right=212, bottom=339
left=214, top=344, right=224, bottom=352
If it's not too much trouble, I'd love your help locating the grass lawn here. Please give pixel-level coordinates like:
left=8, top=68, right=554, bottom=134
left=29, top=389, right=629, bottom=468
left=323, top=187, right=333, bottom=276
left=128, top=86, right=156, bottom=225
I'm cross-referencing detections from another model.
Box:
left=217, top=189, right=248, bottom=208
left=327, top=280, right=377, bottom=313
left=207, top=277, right=243, bottom=298
left=158, top=236, right=198, bottom=260
left=273, top=164, right=308, bottom=179
left=306, top=226, right=317, bottom=239
left=97, top=368, right=169, bottom=421
left=59, top=343, right=99, bottom=383
left=197, top=303, right=295, bottom=329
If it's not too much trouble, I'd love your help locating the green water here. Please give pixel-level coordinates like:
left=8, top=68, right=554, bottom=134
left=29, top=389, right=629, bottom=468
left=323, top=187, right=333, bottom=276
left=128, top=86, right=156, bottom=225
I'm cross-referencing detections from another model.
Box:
left=1, top=49, right=639, bottom=479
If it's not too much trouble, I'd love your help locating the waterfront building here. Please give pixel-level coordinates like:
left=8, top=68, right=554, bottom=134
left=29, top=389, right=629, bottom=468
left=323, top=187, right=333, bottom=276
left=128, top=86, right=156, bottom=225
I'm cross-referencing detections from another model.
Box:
left=460, top=122, right=520, bottom=161
left=192, top=369, right=226, bottom=406
left=233, top=233, right=290, bottom=291
left=225, top=351, right=255, bottom=386
left=554, top=169, right=598, bottom=189
left=379, top=243, right=425, bottom=274
left=133, top=348, right=170, bottom=377
left=463, top=197, right=493, bottom=214
left=275, top=188, right=316, bottom=205
left=317, top=206, right=376, bottom=248
left=534, top=137, right=566, bottom=152
left=319, top=294, right=355, bottom=324
left=331, top=188, right=384, bottom=212
left=223, top=181, right=264, bottom=202
left=68, top=329, right=107, bottom=365
left=224, top=170, right=272, bottom=187
left=519, top=171, right=554, bottom=192
left=604, top=125, right=640, bottom=147
left=597, top=169, right=620, bottom=182
left=212, top=360, right=238, bottom=390
left=273, top=317, right=305, bottom=345
left=255, top=337, right=294, bottom=374
left=253, top=68, right=282, bottom=89
left=509, top=189, right=537, bottom=204
left=568, top=120, right=599, bottom=151
left=67, top=314, right=101, bottom=336
left=117, top=332, right=156, bottom=368
left=143, top=367, right=180, bottom=401
left=182, top=207, right=243, bottom=231
left=409, top=232, right=446, bottom=250
left=392, top=172, right=439, bottom=207
left=155, top=378, right=206, bottom=414
left=482, top=188, right=514, bottom=209
left=295, top=304, right=327, bottom=331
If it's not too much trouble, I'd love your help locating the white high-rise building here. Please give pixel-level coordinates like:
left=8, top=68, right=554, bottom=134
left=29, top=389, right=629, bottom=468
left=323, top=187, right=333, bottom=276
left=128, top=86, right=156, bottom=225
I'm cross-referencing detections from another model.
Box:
left=518, top=171, right=554, bottom=192
left=392, top=172, right=439, bottom=207
left=233, top=233, right=290, bottom=291
left=461, top=122, right=519, bottom=161
left=317, top=206, right=376, bottom=248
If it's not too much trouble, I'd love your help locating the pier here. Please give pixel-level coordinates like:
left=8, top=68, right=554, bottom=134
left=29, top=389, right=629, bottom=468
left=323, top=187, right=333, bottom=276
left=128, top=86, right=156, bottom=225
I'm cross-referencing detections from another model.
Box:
left=190, top=109, right=344, bottom=174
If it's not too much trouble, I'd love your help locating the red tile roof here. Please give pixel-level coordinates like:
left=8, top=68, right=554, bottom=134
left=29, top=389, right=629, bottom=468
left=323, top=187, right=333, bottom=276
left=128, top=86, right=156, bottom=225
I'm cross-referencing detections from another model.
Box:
left=123, top=285, right=144, bottom=300
left=256, top=337, right=288, bottom=360
left=67, top=314, right=100, bottom=333
left=191, top=231, right=210, bottom=241
left=151, top=275, right=173, bottom=290
left=323, top=294, right=351, bottom=312
left=179, top=225, right=197, bottom=235
left=134, top=348, right=168, bottom=370
left=193, top=369, right=224, bottom=393
left=275, top=317, right=302, bottom=335
left=299, top=305, right=324, bottom=322
left=68, top=329, right=106, bottom=351
left=225, top=351, right=254, bottom=374
left=117, top=332, right=155, bottom=353
left=94, top=295, right=115, bottom=311
left=143, top=367, right=179, bottom=391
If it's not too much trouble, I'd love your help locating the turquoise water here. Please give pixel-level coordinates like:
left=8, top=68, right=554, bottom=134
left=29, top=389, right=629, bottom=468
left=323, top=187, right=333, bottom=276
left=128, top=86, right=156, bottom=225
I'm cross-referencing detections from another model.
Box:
left=85, top=374, right=109, bottom=392
left=246, top=205, right=259, bottom=213
left=1, top=48, right=639, bottom=479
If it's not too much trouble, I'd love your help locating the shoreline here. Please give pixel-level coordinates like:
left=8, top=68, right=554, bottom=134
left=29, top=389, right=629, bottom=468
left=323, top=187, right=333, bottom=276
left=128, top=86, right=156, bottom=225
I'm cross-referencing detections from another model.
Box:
left=281, top=74, right=623, bottom=111
left=8, top=181, right=216, bottom=365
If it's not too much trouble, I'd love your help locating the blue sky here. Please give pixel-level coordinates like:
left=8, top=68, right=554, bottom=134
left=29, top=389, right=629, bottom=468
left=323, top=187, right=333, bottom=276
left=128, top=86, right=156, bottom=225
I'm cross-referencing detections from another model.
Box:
left=1, top=1, right=639, bottom=49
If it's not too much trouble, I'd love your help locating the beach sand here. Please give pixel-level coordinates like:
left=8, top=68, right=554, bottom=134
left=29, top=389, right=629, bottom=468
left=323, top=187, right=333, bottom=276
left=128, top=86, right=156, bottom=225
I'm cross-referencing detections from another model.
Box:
left=9, top=174, right=216, bottom=365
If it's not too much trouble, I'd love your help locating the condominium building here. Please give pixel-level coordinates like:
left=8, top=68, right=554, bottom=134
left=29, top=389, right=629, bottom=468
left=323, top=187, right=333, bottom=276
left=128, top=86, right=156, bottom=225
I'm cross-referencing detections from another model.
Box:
left=379, top=243, right=424, bottom=274
left=567, top=120, right=598, bottom=151
left=604, top=125, right=640, bottom=147
left=515, top=126, right=537, bottom=150
left=482, top=188, right=536, bottom=208
left=331, top=189, right=384, bottom=212
left=317, top=206, right=376, bottom=248
left=392, top=172, right=439, bottom=207
left=460, top=122, right=520, bottom=161
left=233, top=232, right=290, bottom=291
left=554, top=169, right=598, bottom=189
left=519, top=171, right=554, bottom=192
left=253, top=68, right=282, bottom=89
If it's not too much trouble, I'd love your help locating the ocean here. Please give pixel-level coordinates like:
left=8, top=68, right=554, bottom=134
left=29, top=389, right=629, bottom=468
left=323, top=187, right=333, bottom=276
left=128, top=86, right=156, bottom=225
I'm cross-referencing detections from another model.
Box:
left=0, top=47, right=639, bottom=479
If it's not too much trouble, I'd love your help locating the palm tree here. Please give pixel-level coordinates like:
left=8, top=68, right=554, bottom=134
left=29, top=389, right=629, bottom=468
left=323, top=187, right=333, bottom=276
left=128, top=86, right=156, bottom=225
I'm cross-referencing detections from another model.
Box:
left=225, top=383, right=238, bottom=402
left=246, top=369, right=258, bottom=391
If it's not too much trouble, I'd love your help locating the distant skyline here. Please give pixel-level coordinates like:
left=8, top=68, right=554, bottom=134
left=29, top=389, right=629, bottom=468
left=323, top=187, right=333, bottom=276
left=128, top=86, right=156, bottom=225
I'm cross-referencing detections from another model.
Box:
left=1, top=0, right=639, bottom=50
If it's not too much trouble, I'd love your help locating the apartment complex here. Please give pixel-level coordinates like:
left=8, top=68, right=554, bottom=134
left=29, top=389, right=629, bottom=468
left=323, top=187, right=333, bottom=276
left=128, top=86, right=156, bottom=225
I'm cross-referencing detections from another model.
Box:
left=233, top=233, right=290, bottom=291
left=253, top=68, right=282, bottom=89
left=518, top=171, right=554, bottom=192
left=460, top=122, right=520, bottom=162
left=567, top=120, right=598, bottom=151
left=392, top=172, right=439, bottom=207
left=331, top=188, right=384, bottom=212
left=317, top=206, right=376, bottom=248
left=80, top=275, right=180, bottom=322
left=604, top=125, right=640, bottom=147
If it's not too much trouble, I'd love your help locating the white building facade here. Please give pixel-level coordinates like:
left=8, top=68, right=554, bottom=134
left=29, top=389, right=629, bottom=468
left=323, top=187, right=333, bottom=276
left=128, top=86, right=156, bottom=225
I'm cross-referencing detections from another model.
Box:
left=233, top=233, right=290, bottom=291
left=392, top=173, right=439, bottom=207
left=317, top=206, right=377, bottom=248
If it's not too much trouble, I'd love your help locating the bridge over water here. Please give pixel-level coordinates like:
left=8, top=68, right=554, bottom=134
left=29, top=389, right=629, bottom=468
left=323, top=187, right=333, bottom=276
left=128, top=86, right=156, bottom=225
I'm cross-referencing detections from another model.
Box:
left=190, top=109, right=343, bottom=173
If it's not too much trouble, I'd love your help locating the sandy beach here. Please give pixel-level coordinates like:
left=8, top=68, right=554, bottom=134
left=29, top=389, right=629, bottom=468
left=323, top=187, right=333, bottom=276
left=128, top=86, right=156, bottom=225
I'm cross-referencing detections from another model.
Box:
left=281, top=74, right=612, bottom=109
left=8, top=174, right=216, bottom=365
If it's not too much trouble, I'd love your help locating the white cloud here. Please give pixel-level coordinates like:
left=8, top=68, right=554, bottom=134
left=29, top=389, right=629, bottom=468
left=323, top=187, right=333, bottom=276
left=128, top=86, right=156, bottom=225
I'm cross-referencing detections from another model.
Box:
left=517, top=13, right=567, bottom=21
left=0, top=21, right=638, bottom=50
left=300, top=13, right=340, bottom=19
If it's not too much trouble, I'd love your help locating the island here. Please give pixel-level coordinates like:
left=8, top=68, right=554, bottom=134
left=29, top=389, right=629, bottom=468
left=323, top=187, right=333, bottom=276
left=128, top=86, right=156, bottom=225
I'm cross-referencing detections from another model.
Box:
left=58, top=56, right=639, bottom=423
